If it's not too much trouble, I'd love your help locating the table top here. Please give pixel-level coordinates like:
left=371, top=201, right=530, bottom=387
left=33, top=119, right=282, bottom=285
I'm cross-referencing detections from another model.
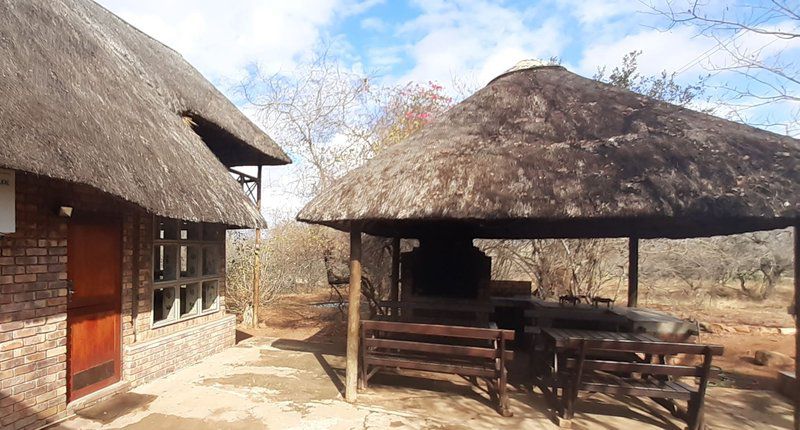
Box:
left=494, top=296, right=689, bottom=324
left=541, top=327, right=724, bottom=355
left=542, top=327, right=663, bottom=345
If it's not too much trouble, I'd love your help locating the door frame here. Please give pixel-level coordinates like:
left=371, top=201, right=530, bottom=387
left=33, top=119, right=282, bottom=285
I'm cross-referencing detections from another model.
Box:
left=66, top=214, right=123, bottom=402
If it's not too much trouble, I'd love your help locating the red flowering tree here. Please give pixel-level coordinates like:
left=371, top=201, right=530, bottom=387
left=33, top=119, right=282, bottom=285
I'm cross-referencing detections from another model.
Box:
left=370, top=81, right=453, bottom=154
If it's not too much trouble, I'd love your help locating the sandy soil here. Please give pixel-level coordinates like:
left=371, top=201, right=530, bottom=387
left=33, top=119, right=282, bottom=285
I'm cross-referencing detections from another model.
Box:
left=242, top=291, right=346, bottom=341
left=644, top=282, right=796, bottom=390
left=641, top=281, right=795, bottom=328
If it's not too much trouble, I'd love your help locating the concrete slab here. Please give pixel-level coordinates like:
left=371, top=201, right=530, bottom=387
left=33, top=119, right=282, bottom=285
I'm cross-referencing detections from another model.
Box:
left=51, top=336, right=793, bottom=430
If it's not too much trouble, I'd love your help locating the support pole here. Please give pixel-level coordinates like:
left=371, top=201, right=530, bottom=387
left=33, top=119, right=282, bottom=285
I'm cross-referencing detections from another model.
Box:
left=251, top=165, right=263, bottom=328
left=627, top=237, right=639, bottom=308
left=345, top=226, right=363, bottom=402
left=390, top=238, right=400, bottom=302
left=794, top=225, right=799, bottom=430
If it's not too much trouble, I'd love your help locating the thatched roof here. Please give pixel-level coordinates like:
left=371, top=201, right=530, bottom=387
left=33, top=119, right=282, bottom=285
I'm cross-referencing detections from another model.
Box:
left=0, top=0, right=290, bottom=228
left=298, top=62, right=800, bottom=239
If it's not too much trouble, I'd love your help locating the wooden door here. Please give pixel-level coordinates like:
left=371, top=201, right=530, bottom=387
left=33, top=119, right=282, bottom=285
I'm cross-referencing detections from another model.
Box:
left=67, top=218, right=122, bottom=401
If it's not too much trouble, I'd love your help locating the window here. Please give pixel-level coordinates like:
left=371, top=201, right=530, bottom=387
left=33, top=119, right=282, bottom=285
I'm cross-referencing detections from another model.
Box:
left=180, top=283, right=201, bottom=317
left=202, top=280, right=219, bottom=312
left=152, top=217, right=224, bottom=327
left=153, top=286, right=176, bottom=323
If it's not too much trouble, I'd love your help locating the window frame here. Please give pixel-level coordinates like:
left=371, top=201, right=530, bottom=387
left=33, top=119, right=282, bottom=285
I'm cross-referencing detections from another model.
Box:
left=152, top=218, right=224, bottom=328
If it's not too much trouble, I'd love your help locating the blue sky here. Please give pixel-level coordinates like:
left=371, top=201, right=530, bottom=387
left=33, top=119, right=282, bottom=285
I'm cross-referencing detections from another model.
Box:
left=97, top=0, right=761, bottom=92
left=96, top=0, right=799, bottom=219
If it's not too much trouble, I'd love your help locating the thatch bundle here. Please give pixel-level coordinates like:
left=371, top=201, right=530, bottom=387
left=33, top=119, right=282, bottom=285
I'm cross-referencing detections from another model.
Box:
left=299, top=63, right=799, bottom=239
left=0, top=0, right=289, bottom=228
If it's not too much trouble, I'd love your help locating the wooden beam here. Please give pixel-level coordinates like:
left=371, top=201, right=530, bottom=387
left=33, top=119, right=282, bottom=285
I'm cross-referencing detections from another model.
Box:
left=390, top=238, right=400, bottom=302
left=345, top=226, right=363, bottom=402
left=794, top=225, right=799, bottom=430
left=251, top=165, right=262, bottom=329
left=627, top=237, right=639, bottom=307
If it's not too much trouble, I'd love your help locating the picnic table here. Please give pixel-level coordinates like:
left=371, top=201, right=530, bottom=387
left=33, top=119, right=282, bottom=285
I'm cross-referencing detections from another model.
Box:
left=492, top=296, right=699, bottom=343
left=535, top=328, right=723, bottom=429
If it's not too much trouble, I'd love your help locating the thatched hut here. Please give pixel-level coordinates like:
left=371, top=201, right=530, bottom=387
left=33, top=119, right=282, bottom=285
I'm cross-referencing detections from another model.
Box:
left=0, top=0, right=287, bottom=427
left=298, top=61, right=799, bottom=422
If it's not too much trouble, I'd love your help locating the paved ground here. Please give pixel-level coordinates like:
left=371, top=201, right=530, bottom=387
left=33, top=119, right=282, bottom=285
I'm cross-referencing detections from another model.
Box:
left=53, top=335, right=794, bottom=430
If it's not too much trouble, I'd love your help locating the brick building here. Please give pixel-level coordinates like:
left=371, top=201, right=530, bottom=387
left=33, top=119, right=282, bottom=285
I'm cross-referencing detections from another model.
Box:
left=0, top=1, right=289, bottom=429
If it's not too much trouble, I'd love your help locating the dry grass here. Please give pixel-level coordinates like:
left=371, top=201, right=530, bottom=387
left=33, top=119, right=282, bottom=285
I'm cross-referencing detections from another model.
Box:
left=636, top=279, right=795, bottom=328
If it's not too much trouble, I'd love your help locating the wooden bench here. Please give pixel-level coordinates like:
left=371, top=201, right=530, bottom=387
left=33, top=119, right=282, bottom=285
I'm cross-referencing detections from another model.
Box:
left=538, top=328, right=723, bottom=429
left=360, top=320, right=515, bottom=416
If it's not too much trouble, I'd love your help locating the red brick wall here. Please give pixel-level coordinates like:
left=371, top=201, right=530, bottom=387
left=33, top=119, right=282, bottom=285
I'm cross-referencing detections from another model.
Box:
left=1, top=172, right=235, bottom=430
left=1, top=173, right=80, bottom=429
left=123, top=315, right=235, bottom=386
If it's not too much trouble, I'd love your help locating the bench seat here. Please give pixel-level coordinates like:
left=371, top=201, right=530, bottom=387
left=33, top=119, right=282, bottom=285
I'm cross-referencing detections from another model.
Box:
left=578, top=371, right=695, bottom=400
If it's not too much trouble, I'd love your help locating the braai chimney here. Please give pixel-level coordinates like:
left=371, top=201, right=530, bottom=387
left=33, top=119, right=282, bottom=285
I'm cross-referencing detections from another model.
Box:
left=400, top=239, right=491, bottom=301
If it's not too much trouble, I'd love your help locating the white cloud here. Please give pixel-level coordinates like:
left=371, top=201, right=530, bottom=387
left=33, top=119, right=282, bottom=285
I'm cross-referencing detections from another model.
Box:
left=576, top=27, right=718, bottom=77
left=361, top=16, right=386, bottom=31
left=391, top=1, right=568, bottom=87
left=96, top=0, right=375, bottom=86
left=560, top=0, right=643, bottom=25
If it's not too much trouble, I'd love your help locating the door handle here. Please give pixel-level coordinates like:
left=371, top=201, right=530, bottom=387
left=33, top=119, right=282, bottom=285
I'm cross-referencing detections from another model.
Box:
left=66, top=279, right=76, bottom=298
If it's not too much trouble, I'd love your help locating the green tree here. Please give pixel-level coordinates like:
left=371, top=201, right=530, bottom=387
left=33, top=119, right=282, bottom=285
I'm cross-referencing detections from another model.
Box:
left=594, top=50, right=707, bottom=107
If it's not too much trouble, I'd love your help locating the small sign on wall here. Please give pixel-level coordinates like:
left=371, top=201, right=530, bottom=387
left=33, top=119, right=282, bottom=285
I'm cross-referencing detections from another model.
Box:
left=0, top=169, right=14, bottom=233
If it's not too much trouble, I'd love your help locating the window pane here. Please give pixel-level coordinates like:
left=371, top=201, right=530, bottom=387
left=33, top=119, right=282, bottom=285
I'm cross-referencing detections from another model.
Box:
left=154, top=245, right=178, bottom=282
left=202, top=246, right=220, bottom=276
left=180, top=246, right=200, bottom=278
left=153, top=287, right=176, bottom=323
left=202, top=224, right=224, bottom=242
left=155, top=218, right=178, bottom=240
left=180, top=283, right=200, bottom=317
left=180, top=221, right=201, bottom=240
left=202, top=281, right=218, bottom=312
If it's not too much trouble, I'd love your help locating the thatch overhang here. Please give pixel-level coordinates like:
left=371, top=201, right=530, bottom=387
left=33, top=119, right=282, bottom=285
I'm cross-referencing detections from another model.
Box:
left=298, top=63, right=800, bottom=239
left=0, top=0, right=291, bottom=228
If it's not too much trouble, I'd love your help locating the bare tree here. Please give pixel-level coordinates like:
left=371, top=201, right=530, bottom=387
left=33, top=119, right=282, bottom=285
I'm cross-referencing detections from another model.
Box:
left=236, top=49, right=454, bottom=314
left=648, top=0, right=800, bottom=135
left=640, top=229, right=793, bottom=301
left=241, top=48, right=374, bottom=196
left=480, top=239, right=627, bottom=300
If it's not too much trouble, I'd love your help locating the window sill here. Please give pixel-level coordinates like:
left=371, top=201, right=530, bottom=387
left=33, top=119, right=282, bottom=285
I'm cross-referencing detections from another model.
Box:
left=151, top=307, right=220, bottom=330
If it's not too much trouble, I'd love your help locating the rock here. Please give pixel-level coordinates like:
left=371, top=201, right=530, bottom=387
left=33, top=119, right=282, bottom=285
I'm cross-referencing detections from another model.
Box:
left=707, top=323, right=727, bottom=333
left=754, top=350, right=793, bottom=367
left=733, top=325, right=751, bottom=334
left=778, top=327, right=797, bottom=335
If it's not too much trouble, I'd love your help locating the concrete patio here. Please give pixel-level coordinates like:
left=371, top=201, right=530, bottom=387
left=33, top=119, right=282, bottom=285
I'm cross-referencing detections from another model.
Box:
left=52, top=335, right=793, bottom=430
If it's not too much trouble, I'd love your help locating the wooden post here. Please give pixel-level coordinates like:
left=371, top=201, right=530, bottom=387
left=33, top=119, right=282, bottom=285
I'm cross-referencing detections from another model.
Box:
left=390, top=237, right=400, bottom=302
left=345, top=225, right=362, bottom=402
left=627, top=237, right=639, bottom=307
left=794, top=225, right=799, bottom=430
left=251, top=165, right=262, bottom=328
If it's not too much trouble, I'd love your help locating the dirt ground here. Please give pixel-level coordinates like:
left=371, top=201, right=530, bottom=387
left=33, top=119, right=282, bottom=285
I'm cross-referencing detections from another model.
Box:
left=52, top=285, right=795, bottom=429
left=245, top=284, right=797, bottom=392
left=55, top=335, right=794, bottom=430
left=643, top=281, right=796, bottom=390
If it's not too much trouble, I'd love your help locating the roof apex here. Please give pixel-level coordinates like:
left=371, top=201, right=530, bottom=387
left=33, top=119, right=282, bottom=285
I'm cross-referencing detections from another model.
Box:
left=490, top=59, right=565, bottom=84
